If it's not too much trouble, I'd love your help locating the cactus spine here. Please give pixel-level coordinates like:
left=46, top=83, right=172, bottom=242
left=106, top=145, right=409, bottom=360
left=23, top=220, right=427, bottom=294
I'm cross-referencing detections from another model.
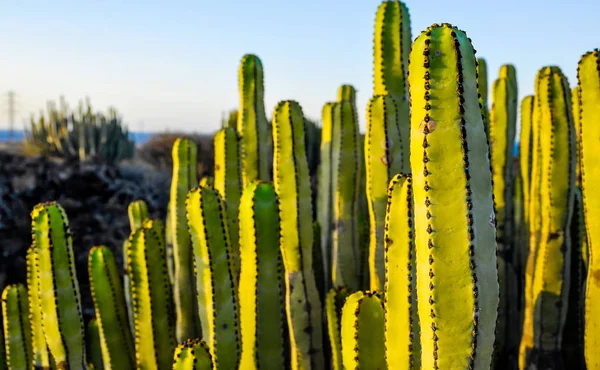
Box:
left=170, top=138, right=200, bottom=342
left=186, top=186, right=240, bottom=370
left=325, top=287, right=351, bottom=370
left=127, top=220, right=176, bottom=369
left=2, top=284, right=32, bottom=370
left=272, top=100, right=324, bottom=369
left=31, top=202, right=87, bottom=369
left=213, top=127, right=242, bottom=277
left=340, top=291, right=386, bottom=369
left=384, top=174, right=420, bottom=369
left=365, top=95, right=404, bottom=291
left=88, top=246, right=135, bottom=370
left=330, top=101, right=361, bottom=291
left=172, top=339, right=214, bottom=370
left=408, top=24, right=499, bottom=369
left=238, top=54, right=272, bottom=187
left=238, top=182, right=287, bottom=369
left=26, top=246, right=51, bottom=369
left=86, top=319, right=103, bottom=370
left=578, top=49, right=600, bottom=368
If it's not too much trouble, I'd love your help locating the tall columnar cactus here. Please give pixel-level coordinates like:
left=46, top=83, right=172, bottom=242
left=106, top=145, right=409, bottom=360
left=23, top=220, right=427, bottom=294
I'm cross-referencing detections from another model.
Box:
left=172, top=340, right=214, bottom=370
left=213, top=127, right=242, bottom=277
left=317, top=102, right=336, bottom=290
left=330, top=101, right=361, bottom=291
left=578, top=49, right=600, bottom=368
left=0, top=313, right=5, bottom=370
left=272, top=100, right=324, bottom=370
left=170, top=138, right=200, bottom=342
left=31, top=202, right=87, bottom=369
left=384, top=174, right=420, bottom=369
left=477, top=58, right=490, bottom=138
left=365, top=95, right=404, bottom=291
left=408, top=23, right=499, bottom=369
left=238, top=54, right=272, bottom=186
left=572, top=86, right=582, bottom=186
left=26, top=246, right=51, bottom=369
left=337, top=84, right=356, bottom=103
left=88, top=246, right=136, bottom=370
left=238, top=182, right=287, bottom=369
left=127, top=220, right=176, bottom=370
left=2, top=284, right=32, bottom=370
left=521, top=68, right=576, bottom=368
left=340, top=291, right=386, bottom=369
left=519, top=95, right=534, bottom=230
left=186, top=186, right=240, bottom=370
left=86, top=319, right=103, bottom=370
left=325, top=287, right=351, bottom=370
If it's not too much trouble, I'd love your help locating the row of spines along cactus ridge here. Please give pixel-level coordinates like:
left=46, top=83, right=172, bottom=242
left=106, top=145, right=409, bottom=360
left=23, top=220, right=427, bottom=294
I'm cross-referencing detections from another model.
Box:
left=1, top=1, right=599, bottom=370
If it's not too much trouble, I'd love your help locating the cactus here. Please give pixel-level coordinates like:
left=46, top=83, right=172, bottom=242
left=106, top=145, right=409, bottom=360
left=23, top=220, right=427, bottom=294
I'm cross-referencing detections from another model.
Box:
left=408, top=23, right=499, bottom=369
left=169, top=138, right=200, bottom=342
left=2, top=284, right=32, bottom=370
left=213, top=127, right=242, bottom=277
left=86, top=319, right=103, bottom=370
left=519, top=95, right=534, bottom=232
left=578, top=49, right=600, bottom=368
left=365, top=95, right=404, bottom=291
left=384, top=173, right=420, bottom=369
left=330, top=101, right=361, bottom=291
left=0, top=312, right=6, bottom=370
left=172, top=339, right=214, bottom=370
left=26, top=246, right=51, bottom=369
left=340, top=291, right=386, bottom=369
left=127, top=220, right=176, bottom=369
left=238, top=182, right=287, bottom=369
left=272, top=100, right=324, bottom=369
left=325, top=287, right=351, bottom=370
left=31, top=202, right=87, bottom=369
left=186, top=186, right=240, bottom=370
left=238, top=54, right=272, bottom=186
left=477, top=58, right=490, bottom=138
left=199, top=176, right=214, bottom=187
left=88, top=246, right=135, bottom=370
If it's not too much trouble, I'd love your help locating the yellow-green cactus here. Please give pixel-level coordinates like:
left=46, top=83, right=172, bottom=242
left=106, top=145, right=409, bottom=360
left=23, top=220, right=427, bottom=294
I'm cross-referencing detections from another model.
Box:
left=238, top=182, right=287, bottom=370
left=272, top=100, right=324, bottom=370
left=325, top=287, right=351, bottom=370
left=88, top=246, right=135, bottom=370
left=186, top=186, right=240, bottom=370
left=26, top=246, right=51, bottom=369
left=2, top=284, right=32, bottom=370
left=408, top=23, right=499, bottom=369
left=340, top=291, right=386, bottom=369
left=384, top=174, right=420, bottom=369
left=519, top=95, right=534, bottom=235
left=172, top=339, right=214, bottom=370
left=86, top=319, right=103, bottom=370
left=31, top=202, right=87, bottom=369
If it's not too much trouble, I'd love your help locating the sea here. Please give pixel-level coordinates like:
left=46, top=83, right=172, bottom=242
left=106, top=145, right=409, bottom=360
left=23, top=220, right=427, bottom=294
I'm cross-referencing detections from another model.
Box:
left=0, top=130, right=153, bottom=146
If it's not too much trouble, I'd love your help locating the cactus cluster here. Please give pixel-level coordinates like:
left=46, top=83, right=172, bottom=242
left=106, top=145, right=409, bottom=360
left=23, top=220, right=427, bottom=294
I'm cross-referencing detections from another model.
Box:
left=2, top=2, right=599, bottom=370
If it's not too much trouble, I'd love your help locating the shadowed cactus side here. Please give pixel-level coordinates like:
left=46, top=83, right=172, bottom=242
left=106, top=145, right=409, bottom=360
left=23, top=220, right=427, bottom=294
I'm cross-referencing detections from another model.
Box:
left=186, top=186, right=240, bottom=370
left=273, top=100, right=324, bottom=370
left=26, top=246, right=51, bottom=369
left=2, top=284, right=32, bottom=370
left=408, top=23, right=499, bottom=369
left=340, top=291, right=386, bottom=369
left=384, top=174, right=420, bottom=369
left=172, top=339, right=214, bottom=370
left=86, top=319, right=103, bottom=370
left=477, top=58, right=490, bottom=138
left=519, top=95, right=534, bottom=252
left=31, top=202, right=87, bottom=369
left=238, top=182, right=287, bottom=369
left=325, top=287, right=351, bottom=370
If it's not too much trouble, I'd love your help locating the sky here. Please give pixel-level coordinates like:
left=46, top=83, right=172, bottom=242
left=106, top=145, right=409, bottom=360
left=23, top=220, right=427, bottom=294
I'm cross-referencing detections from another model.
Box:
left=0, top=0, right=598, bottom=134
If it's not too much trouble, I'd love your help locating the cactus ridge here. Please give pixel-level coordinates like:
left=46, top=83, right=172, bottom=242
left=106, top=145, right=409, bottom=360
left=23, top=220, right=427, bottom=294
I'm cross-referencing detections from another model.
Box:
left=325, top=286, right=351, bottom=370
left=172, top=339, right=214, bottom=369
left=2, top=284, right=32, bottom=369
left=26, top=246, right=51, bottom=369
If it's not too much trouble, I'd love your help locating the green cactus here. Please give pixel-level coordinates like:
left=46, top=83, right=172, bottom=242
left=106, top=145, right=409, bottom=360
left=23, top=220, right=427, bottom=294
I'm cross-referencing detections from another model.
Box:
left=170, top=138, right=200, bottom=343
left=0, top=311, right=6, bottom=370
left=572, top=86, right=582, bottom=187
left=88, top=246, right=135, bottom=370
left=272, top=100, right=324, bottom=369
left=86, top=319, right=103, bottom=370
left=337, top=85, right=356, bottom=103
left=213, top=127, right=242, bottom=277
left=127, top=220, right=176, bottom=369
left=330, top=101, right=361, bottom=291
left=172, top=339, right=214, bottom=370
left=325, top=287, right=351, bottom=370
left=477, top=58, right=490, bottom=138
left=2, top=284, right=32, bottom=370
left=384, top=173, right=420, bottom=369
left=238, top=182, right=287, bottom=369
left=31, top=202, right=87, bottom=369
left=340, top=291, right=386, bottom=369
left=26, top=246, right=51, bottom=369
left=365, top=95, right=404, bottom=292
left=519, top=95, right=534, bottom=235
left=238, top=54, right=272, bottom=186
left=199, top=176, right=214, bottom=187
left=408, top=23, right=499, bottom=369
left=578, top=49, right=600, bottom=368
left=357, top=134, right=371, bottom=289
left=186, top=186, right=240, bottom=370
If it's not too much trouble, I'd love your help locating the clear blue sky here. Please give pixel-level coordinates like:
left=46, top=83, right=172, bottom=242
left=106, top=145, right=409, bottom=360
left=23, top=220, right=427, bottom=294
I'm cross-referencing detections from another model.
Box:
left=0, top=0, right=598, bottom=133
